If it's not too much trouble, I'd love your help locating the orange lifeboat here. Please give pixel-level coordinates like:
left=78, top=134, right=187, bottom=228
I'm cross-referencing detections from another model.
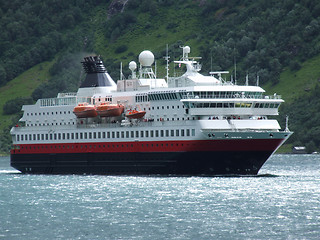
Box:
left=73, top=103, right=97, bottom=118
left=96, top=102, right=124, bottom=117
left=125, top=109, right=146, bottom=119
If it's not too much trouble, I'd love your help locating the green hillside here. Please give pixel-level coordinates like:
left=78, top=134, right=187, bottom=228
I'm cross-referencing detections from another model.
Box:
left=1, top=0, right=320, bottom=153
left=264, top=55, right=320, bottom=103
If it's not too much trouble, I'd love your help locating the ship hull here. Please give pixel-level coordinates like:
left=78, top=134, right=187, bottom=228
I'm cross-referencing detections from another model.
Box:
left=10, top=138, right=286, bottom=175
left=11, top=151, right=274, bottom=175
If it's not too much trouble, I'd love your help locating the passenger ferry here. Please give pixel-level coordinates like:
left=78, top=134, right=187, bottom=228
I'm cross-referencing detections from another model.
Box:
left=10, top=46, right=292, bottom=175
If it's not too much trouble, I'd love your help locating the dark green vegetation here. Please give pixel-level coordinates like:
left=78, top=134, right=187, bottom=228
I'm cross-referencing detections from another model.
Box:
left=1, top=0, right=320, bottom=153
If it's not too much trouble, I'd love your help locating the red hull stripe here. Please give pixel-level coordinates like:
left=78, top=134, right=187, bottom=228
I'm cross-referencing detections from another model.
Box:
left=11, top=139, right=284, bottom=155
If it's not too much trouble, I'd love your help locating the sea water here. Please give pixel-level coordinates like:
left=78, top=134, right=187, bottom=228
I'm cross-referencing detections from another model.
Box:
left=0, top=154, right=319, bottom=240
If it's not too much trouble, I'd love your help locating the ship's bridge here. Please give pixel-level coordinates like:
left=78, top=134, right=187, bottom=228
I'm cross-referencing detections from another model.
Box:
left=179, top=86, right=284, bottom=116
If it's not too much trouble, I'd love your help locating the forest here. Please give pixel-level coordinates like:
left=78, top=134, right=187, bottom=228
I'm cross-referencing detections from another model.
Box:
left=1, top=0, right=320, bottom=153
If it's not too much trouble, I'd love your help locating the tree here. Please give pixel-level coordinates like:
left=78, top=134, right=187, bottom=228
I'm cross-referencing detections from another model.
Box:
left=0, top=64, right=6, bottom=85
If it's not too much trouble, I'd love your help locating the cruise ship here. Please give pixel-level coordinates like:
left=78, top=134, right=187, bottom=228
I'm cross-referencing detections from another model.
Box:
left=10, top=46, right=292, bottom=175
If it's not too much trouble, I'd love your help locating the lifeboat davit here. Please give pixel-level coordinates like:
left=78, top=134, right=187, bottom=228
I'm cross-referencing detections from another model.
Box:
left=125, top=109, right=146, bottom=119
left=73, top=103, right=97, bottom=118
left=96, top=102, right=124, bottom=117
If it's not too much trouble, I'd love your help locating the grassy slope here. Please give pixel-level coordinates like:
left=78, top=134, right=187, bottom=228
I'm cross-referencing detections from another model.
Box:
left=263, top=55, right=320, bottom=103
left=263, top=55, right=320, bottom=153
left=0, top=61, right=54, bottom=131
left=95, top=5, right=201, bottom=76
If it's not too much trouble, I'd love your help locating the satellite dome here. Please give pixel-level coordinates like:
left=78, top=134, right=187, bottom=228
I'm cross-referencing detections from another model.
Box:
left=183, top=46, right=190, bottom=54
left=139, top=50, right=154, bottom=67
left=129, top=61, right=137, bottom=71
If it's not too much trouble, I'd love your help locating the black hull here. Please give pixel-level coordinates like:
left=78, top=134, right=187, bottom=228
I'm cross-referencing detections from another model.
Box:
left=11, top=151, right=274, bottom=175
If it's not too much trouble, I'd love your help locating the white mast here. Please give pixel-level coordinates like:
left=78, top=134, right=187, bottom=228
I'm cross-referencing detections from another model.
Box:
left=245, top=73, right=249, bottom=86
left=120, top=62, right=123, bottom=81
left=164, top=44, right=170, bottom=81
left=285, top=115, right=290, bottom=132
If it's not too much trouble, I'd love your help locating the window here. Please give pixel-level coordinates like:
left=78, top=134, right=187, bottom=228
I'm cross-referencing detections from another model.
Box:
left=187, top=129, right=190, bottom=136
left=131, top=131, right=134, bottom=138
left=171, top=130, right=174, bottom=137
left=181, top=129, right=185, bottom=137
left=192, top=129, right=195, bottom=136
left=166, top=130, right=169, bottom=137
left=140, top=131, right=144, bottom=138
left=176, top=130, right=179, bottom=137
left=136, top=131, right=139, bottom=138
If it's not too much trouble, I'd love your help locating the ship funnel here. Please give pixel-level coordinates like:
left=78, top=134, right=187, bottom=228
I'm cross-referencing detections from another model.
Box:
left=80, top=55, right=116, bottom=88
left=77, top=55, right=116, bottom=97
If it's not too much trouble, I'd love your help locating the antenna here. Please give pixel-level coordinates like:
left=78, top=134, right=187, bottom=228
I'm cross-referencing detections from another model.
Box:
left=245, top=72, right=249, bottom=86
left=285, top=115, right=290, bottom=132
left=120, top=62, right=123, bottom=81
left=210, top=48, right=213, bottom=72
left=256, top=74, right=260, bottom=86
left=234, top=46, right=237, bottom=84
left=164, top=44, right=170, bottom=81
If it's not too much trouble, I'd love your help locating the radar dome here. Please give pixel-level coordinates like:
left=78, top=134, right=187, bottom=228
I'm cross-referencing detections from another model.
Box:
left=139, top=50, right=154, bottom=67
left=129, top=61, right=137, bottom=71
left=183, top=46, right=190, bottom=54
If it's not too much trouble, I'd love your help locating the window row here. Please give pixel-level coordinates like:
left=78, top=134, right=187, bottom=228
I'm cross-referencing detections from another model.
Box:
left=19, top=142, right=192, bottom=151
left=180, top=91, right=264, bottom=99
left=26, top=122, right=75, bottom=127
left=26, top=111, right=72, bottom=116
left=16, top=129, right=196, bottom=142
left=147, top=92, right=178, bottom=101
left=184, top=102, right=280, bottom=109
